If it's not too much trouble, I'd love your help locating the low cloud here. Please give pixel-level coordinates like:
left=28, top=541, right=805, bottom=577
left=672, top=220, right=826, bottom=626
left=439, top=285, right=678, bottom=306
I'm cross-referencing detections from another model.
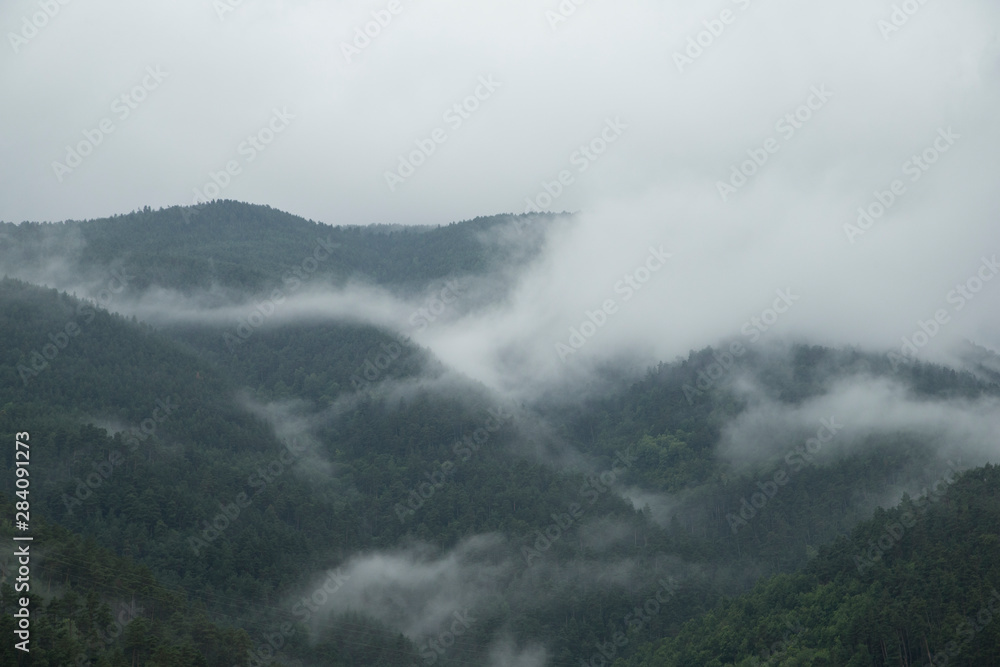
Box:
left=301, top=534, right=511, bottom=640
left=239, top=396, right=335, bottom=481
left=717, top=373, right=1000, bottom=472
left=484, top=637, right=548, bottom=667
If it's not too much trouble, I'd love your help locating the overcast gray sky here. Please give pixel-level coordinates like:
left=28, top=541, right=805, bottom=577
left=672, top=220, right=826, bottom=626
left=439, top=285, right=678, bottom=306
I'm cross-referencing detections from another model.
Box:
left=3, top=0, right=1000, bottom=386
left=2, top=0, right=996, bottom=224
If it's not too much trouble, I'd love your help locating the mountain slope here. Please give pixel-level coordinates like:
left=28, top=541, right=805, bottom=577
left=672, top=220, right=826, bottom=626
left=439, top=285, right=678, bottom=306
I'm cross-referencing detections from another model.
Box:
left=618, top=464, right=1000, bottom=667
left=0, top=200, right=562, bottom=296
left=1, top=205, right=998, bottom=666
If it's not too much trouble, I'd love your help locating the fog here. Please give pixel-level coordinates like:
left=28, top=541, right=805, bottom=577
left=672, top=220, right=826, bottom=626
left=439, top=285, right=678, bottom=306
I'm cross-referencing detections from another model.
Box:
left=286, top=534, right=694, bottom=665
left=5, top=1, right=1000, bottom=390
left=717, top=374, right=1000, bottom=469
left=5, top=2, right=1000, bottom=664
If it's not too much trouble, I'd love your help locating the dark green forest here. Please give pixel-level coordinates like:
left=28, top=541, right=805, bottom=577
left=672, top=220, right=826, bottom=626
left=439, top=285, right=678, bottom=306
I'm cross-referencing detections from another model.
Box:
left=0, top=202, right=997, bottom=666
left=617, top=465, right=1000, bottom=667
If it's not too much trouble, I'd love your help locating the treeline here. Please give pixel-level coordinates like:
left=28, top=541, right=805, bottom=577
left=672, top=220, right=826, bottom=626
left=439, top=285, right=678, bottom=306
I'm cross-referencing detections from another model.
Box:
left=0, top=200, right=564, bottom=295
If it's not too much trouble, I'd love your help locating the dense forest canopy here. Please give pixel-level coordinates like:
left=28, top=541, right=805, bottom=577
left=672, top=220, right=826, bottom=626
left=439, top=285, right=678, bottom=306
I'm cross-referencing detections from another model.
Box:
left=0, top=203, right=997, bottom=666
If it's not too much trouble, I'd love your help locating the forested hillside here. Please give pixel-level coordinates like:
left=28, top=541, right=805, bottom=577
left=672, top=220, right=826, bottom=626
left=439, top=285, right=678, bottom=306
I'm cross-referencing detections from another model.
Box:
left=0, top=205, right=997, bottom=666
left=0, top=201, right=561, bottom=296
left=618, top=464, right=1000, bottom=667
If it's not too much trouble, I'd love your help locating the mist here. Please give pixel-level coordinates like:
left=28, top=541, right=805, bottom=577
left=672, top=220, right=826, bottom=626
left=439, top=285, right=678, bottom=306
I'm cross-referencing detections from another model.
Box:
left=717, top=374, right=1000, bottom=468
left=4, top=1, right=999, bottom=386
left=284, top=533, right=698, bottom=663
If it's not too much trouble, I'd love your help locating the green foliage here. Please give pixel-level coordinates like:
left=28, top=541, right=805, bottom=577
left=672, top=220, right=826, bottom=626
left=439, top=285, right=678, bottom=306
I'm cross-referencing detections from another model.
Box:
left=618, top=465, right=1000, bottom=667
left=0, top=200, right=562, bottom=295
left=0, top=493, right=251, bottom=666
left=1, top=206, right=998, bottom=666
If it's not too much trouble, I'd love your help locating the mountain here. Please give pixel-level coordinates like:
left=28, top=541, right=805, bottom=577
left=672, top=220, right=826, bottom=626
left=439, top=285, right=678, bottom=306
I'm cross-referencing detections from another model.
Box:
left=0, top=200, right=560, bottom=296
left=617, top=464, right=1000, bottom=667
left=1, top=202, right=997, bottom=666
